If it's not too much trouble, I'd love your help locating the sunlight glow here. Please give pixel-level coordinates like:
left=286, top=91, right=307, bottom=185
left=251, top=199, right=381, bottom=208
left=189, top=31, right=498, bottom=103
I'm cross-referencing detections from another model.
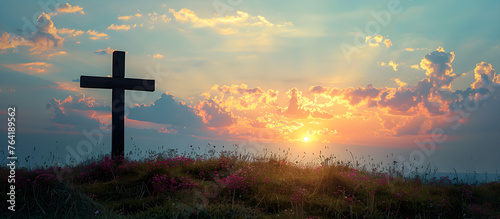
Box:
left=303, top=136, right=309, bottom=142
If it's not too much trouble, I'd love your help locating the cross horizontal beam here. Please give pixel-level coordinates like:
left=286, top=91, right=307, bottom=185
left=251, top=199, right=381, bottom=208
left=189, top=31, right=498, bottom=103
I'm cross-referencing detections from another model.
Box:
left=80, top=76, right=155, bottom=91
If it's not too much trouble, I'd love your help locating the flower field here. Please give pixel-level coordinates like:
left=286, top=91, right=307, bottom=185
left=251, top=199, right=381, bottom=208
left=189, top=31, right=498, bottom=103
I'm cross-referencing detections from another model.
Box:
left=1, top=150, right=499, bottom=218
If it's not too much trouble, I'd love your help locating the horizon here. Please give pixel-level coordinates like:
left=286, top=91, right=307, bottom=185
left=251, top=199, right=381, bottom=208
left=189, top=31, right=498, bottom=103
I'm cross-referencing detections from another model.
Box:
left=1, top=0, right=500, bottom=174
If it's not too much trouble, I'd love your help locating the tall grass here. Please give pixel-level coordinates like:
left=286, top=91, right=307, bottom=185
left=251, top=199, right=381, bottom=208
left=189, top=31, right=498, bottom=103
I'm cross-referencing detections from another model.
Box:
left=1, top=145, right=499, bottom=218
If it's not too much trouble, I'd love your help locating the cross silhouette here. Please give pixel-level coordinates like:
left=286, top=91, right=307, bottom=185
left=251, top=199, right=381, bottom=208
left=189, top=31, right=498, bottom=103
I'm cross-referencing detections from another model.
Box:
left=80, top=51, right=155, bottom=158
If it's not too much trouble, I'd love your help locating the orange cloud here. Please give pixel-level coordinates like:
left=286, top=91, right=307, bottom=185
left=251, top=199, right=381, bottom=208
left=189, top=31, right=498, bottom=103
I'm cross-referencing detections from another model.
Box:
left=193, top=99, right=234, bottom=127
left=31, top=13, right=64, bottom=53
left=2, top=62, right=53, bottom=74
left=158, top=126, right=178, bottom=134
left=152, top=54, right=164, bottom=59
left=0, top=13, right=67, bottom=54
left=50, top=82, right=79, bottom=92
left=47, top=93, right=112, bottom=132
left=0, top=32, right=33, bottom=50
left=107, top=24, right=131, bottom=31
left=57, top=28, right=84, bottom=37
left=118, top=15, right=133, bottom=20
left=148, top=12, right=171, bottom=23
left=471, top=62, right=499, bottom=89
left=384, top=38, right=392, bottom=47
left=87, top=30, right=109, bottom=40
left=47, top=51, right=67, bottom=58
left=410, top=64, right=420, bottom=70
left=168, top=8, right=292, bottom=34
left=365, top=34, right=391, bottom=47
left=379, top=61, right=399, bottom=71
left=56, top=3, right=85, bottom=15
left=94, top=47, right=116, bottom=55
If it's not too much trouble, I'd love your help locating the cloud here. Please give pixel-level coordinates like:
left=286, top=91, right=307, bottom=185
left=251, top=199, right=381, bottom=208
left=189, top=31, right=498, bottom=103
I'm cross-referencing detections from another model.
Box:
left=419, top=46, right=460, bottom=89
left=303, top=47, right=486, bottom=139
left=57, top=28, right=84, bottom=37
left=384, top=39, right=392, bottom=48
left=47, top=50, right=67, bottom=58
left=168, top=8, right=292, bottom=35
left=404, top=47, right=427, bottom=52
left=127, top=92, right=205, bottom=128
left=118, top=12, right=143, bottom=20
left=0, top=32, right=33, bottom=50
left=344, top=84, right=382, bottom=106
left=365, top=34, right=392, bottom=47
left=392, top=78, right=407, bottom=88
left=2, top=62, right=53, bottom=74
left=471, top=62, right=499, bottom=89
left=49, top=82, right=80, bottom=92
left=158, top=126, right=178, bottom=134
left=203, top=84, right=279, bottom=112
left=0, top=12, right=76, bottom=54
left=55, top=3, right=85, bottom=15
left=118, top=15, right=133, bottom=20
left=193, top=99, right=234, bottom=127
left=410, top=64, right=420, bottom=70
left=107, top=24, right=131, bottom=31
left=46, top=94, right=110, bottom=131
left=87, top=30, right=109, bottom=40
left=50, top=93, right=109, bottom=112
left=93, top=47, right=116, bottom=55
left=378, top=61, right=399, bottom=71
left=0, top=13, right=64, bottom=53
left=219, top=28, right=238, bottom=35
left=213, top=84, right=264, bottom=95
left=152, top=54, right=164, bottom=59
left=148, top=12, right=171, bottom=23
left=166, top=8, right=293, bottom=52
left=30, top=13, right=64, bottom=52
left=280, top=87, right=333, bottom=119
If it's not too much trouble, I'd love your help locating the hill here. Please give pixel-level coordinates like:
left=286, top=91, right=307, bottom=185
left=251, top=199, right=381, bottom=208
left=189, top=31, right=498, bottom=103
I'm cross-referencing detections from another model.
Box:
left=1, top=150, right=499, bottom=218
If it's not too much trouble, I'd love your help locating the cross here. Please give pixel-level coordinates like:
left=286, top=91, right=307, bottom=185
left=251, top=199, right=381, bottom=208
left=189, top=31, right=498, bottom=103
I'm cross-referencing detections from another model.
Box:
left=80, top=51, right=155, bottom=158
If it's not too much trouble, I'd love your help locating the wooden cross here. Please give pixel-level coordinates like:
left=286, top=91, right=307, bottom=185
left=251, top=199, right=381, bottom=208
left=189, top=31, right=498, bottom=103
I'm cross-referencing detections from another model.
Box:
left=80, top=51, right=155, bottom=158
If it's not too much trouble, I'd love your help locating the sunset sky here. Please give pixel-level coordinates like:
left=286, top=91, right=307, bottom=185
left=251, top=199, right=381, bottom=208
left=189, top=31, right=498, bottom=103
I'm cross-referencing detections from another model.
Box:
left=1, top=0, right=500, bottom=173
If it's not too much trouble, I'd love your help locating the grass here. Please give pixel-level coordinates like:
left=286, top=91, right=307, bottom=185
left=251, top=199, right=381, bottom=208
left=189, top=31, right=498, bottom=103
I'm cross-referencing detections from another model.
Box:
left=1, top=147, right=499, bottom=218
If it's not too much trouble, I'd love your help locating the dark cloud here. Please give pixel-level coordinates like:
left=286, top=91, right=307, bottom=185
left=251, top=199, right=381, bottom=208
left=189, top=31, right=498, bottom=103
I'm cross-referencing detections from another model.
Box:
left=345, top=84, right=381, bottom=106
left=127, top=92, right=205, bottom=128
left=193, top=99, right=233, bottom=127
left=46, top=96, right=104, bottom=131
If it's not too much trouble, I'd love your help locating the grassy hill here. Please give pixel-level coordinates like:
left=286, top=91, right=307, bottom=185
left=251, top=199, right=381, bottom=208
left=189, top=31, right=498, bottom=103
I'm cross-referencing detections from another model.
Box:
left=1, top=150, right=499, bottom=218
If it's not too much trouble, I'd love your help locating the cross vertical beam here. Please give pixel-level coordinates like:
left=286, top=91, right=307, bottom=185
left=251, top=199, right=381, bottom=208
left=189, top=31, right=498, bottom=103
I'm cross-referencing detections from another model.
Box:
left=112, top=51, right=125, bottom=158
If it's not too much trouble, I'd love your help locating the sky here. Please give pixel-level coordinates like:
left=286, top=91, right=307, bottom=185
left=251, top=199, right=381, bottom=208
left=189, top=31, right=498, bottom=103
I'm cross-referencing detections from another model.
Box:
left=1, top=0, right=500, bottom=173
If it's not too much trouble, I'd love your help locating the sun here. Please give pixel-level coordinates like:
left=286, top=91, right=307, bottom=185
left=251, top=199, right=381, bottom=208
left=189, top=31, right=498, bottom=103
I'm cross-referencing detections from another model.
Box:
left=303, top=136, right=309, bottom=142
